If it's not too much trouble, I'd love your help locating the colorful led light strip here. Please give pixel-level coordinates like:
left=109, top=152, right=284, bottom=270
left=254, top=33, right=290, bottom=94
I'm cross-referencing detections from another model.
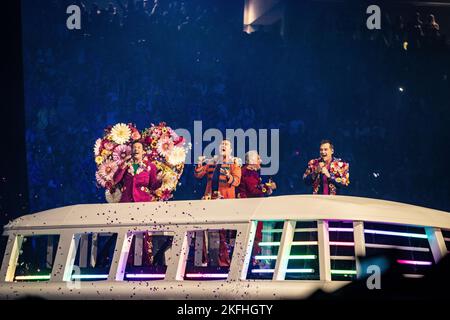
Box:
left=254, top=255, right=316, bottom=260
left=261, top=228, right=318, bottom=233
left=365, top=230, right=427, bottom=239
left=251, top=268, right=314, bottom=273
left=365, top=243, right=430, bottom=252
left=403, top=274, right=425, bottom=278
left=329, top=227, right=428, bottom=239
left=71, top=274, right=109, bottom=280
left=125, top=274, right=165, bottom=279
left=396, top=259, right=432, bottom=266
left=185, top=273, right=229, bottom=278
left=330, top=241, right=355, bottom=246
left=330, top=256, right=355, bottom=260
left=331, top=270, right=357, bottom=275
left=15, top=275, right=51, bottom=281
left=285, top=269, right=315, bottom=273
left=251, top=269, right=275, bottom=273
left=258, top=241, right=318, bottom=247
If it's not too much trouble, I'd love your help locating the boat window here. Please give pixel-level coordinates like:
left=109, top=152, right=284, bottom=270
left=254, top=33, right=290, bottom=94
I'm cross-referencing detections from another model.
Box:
left=124, top=232, right=173, bottom=281
left=184, top=229, right=237, bottom=280
left=71, top=233, right=117, bottom=281
left=14, top=235, right=60, bottom=282
left=329, top=221, right=357, bottom=281
left=363, top=222, right=434, bottom=278
left=285, top=221, right=320, bottom=280
left=246, top=221, right=284, bottom=280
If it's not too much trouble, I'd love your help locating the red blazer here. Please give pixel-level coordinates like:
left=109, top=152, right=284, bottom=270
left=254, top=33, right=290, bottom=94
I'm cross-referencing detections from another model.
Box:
left=236, top=166, right=266, bottom=198
left=113, top=159, right=161, bottom=202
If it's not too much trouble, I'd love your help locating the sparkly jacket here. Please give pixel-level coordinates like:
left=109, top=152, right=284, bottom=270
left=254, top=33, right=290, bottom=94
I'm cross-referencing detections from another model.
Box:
left=303, top=157, right=349, bottom=195
left=194, top=157, right=242, bottom=199
left=113, top=157, right=161, bottom=202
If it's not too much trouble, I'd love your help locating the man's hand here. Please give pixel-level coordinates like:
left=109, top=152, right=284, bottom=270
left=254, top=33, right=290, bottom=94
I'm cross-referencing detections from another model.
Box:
left=220, top=167, right=231, bottom=179
left=315, top=163, right=323, bottom=174
left=197, top=156, right=206, bottom=165
left=121, top=154, right=132, bottom=169
left=321, top=166, right=331, bottom=178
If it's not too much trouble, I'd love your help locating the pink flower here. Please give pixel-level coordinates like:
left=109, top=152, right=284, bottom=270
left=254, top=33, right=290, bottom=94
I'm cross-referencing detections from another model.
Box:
left=98, top=160, right=118, bottom=182
left=95, top=171, right=108, bottom=188
left=157, top=136, right=174, bottom=157
left=113, top=145, right=131, bottom=164
left=131, top=130, right=141, bottom=141
left=104, top=141, right=115, bottom=151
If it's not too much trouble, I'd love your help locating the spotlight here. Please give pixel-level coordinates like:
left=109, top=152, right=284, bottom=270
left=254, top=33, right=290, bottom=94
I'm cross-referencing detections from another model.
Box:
left=398, top=87, right=404, bottom=92
left=403, top=41, right=408, bottom=50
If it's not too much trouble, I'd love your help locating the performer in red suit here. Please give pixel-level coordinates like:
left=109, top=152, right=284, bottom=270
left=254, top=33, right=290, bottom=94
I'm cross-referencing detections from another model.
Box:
left=237, top=150, right=276, bottom=261
left=113, top=141, right=162, bottom=202
left=303, top=140, right=350, bottom=195
left=113, top=140, right=163, bottom=266
left=237, top=150, right=276, bottom=198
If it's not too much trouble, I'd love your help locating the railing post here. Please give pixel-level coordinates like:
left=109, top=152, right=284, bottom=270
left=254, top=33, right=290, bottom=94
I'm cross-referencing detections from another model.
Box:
left=317, top=220, right=331, bottom=281
left=109, top=231, right=132, bottom=281
left=79, top=234, right=89, bottom=268
left=238, top=221, right=257, bottom=280
left=0, top=234, right=23, bottom=282
left=51, top=232, right=80, bottom=282
left=425, top=227, right=448, bottom=263
left=134, top=233, right=144, bottom=266
left=353, top=221, right=366, bottom=278
left=273, top=220, right=296, bottom=280
left=90, top=233, right=98, bottom=268
left=194, top=231, right=204, bottom=267
left=164, top=230, right=192, bottom=281
left=227, top=224, right=252, bottom=281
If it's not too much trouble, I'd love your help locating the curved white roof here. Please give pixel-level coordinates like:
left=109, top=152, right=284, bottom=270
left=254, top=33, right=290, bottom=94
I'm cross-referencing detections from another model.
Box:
left=4, top=195, right=450, bottom=231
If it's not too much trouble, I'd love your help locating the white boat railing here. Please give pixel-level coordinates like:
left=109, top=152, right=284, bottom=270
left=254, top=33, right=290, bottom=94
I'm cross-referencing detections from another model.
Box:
left=0, top=195, right=449, bottom=299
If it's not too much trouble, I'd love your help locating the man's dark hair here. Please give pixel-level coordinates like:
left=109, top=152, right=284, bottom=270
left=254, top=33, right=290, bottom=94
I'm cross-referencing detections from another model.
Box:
left=320, top=139, right=334, bottom=150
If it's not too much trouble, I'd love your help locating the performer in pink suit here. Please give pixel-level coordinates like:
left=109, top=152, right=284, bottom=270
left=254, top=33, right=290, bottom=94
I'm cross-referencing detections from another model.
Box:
left=113, top=141, right=162, bottom=202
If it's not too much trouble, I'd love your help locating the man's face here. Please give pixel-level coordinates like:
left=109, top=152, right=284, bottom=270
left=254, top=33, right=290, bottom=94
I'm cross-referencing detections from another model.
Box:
left=133, top=142, right=144, bottom=160
left=320, top=143, right=333, bottom=160
left=219, top=140, right=232, bottom=158
left=250, top=154, right=262, bottom=169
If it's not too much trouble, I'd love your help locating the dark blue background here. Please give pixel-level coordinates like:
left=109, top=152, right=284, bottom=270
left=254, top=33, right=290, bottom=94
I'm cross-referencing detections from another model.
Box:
left=20, top=0, right=450, bottom=213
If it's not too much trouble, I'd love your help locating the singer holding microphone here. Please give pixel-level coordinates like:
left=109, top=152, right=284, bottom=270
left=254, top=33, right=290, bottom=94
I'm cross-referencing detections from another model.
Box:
left=113, top=140, right=163, bottom=202
left=303, top=139, right=350, bottom=195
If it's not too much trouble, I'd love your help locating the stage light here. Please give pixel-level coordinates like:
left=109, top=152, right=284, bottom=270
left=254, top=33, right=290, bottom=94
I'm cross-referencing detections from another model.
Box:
left=399, top=87, right=404, bottom=92
left=403, top=41, right=408, bottom=50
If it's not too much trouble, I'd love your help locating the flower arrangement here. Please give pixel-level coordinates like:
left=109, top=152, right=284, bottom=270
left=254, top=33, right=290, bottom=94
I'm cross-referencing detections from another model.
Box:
left=94, top=123, right=138, bottom=201
left=94, top=122, right=189, bottom=203
left=141, top=122, right=190, bottom=201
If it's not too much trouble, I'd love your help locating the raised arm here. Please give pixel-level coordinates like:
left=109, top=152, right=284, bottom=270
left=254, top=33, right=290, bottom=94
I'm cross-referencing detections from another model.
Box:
left=303, top=160, right=318, bottom=186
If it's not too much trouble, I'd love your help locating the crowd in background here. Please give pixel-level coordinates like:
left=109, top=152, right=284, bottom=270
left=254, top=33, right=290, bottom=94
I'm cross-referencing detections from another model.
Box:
left=21, top=0, right=450, bottom=212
